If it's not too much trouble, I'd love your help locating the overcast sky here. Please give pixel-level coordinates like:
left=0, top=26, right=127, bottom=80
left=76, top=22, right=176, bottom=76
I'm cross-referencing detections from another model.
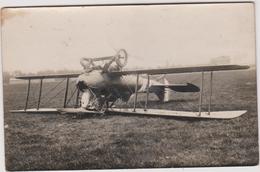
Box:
left=1, top=3, right=255, bottom=73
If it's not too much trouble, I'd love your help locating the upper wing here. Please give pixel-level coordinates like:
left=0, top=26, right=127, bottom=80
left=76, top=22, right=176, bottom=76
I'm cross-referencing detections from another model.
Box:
left=110, top=65, right=250, bottom=76
left=15, top=73, right=81, bottom=80
left=15, top=65, right=250, bottom=79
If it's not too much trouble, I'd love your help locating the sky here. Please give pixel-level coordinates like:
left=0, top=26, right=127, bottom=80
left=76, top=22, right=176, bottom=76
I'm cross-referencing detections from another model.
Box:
left=1, top=3, right=256, bottom=73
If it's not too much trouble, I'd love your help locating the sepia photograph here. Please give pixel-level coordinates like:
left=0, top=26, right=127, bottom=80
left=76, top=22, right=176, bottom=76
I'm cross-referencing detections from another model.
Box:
left=1, top=2, right=258, bottom=170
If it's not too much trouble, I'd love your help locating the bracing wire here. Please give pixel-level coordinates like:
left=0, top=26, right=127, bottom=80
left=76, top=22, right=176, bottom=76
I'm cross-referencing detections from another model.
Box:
left=27, top=78, right=66, bottom=108
left=121, top=75, right=145, bottom=109
left=177, top=72, right=206, bottom=112
left=66, top=86, right=78, bottom=106
left=40, top=86, right=67, bottom=107
left=40, top=78, right=66, bottom=102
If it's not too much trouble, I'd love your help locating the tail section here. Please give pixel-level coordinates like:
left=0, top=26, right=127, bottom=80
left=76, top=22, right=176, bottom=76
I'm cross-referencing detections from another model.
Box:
left=151, top=77, right=171, bottom=102
left=163, top=78, right=171, bottom=102
left=150, top=77, right=200, bottom=102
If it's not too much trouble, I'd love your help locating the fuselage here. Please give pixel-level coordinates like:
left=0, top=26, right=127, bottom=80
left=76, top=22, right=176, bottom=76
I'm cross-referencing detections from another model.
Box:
left=76, top=70, right=159, bottom=102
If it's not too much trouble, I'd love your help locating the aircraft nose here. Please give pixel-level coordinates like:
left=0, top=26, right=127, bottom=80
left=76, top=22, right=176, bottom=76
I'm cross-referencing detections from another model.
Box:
left=76, top=73, right=89, bottom=91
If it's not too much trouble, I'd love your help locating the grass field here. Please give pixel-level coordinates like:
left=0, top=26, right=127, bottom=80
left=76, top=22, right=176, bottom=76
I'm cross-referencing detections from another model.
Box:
left=3, top=69, right=259, bottom=170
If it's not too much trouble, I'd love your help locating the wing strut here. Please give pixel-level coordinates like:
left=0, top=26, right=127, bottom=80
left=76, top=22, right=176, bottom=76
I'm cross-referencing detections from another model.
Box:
left=133, top=74, right=139, bottom=112
left=198, top=72, right=204, bottom=116
left=63, top=78, right=70, bottom=108
left=144, top=74, right=150, bottom=111
left=24, top=79, right=31, bottom=111
left=208, top=72, right=213, bottom=115
left=198, top=71, right=214, bottom=116
left=75, top=88, right=80, bottom=108
left=37, top=79, right=43, bottom=110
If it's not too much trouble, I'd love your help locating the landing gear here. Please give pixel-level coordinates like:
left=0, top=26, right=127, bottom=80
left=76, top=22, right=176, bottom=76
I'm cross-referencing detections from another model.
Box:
left=80, top=89, right=110, bottom=114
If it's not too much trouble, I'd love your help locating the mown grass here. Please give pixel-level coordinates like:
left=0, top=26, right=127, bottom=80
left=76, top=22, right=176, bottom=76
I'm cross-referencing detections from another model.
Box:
left=3, top=69, right=259, bottom=170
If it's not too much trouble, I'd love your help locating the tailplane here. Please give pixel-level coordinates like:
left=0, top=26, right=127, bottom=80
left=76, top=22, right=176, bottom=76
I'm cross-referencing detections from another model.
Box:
left=151, top=76, right=200, bottom=102
left=151, top=77, right=171, bottom=102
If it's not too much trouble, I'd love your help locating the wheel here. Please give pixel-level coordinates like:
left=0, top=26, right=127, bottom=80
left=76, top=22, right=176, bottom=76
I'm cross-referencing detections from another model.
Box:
left=115, top=49, right=128, bottom=68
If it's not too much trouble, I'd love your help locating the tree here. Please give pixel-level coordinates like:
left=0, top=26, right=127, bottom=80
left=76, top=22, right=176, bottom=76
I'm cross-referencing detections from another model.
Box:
left=3, top=71, right=12, bottom=84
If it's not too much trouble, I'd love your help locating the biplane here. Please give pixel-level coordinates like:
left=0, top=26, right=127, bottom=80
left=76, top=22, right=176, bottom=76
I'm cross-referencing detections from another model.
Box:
left=10, top=49, right=249, bottom=119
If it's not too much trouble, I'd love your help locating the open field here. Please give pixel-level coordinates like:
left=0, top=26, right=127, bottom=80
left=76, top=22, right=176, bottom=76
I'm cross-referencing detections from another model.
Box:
left=3, top=69, right=259, bottom=170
